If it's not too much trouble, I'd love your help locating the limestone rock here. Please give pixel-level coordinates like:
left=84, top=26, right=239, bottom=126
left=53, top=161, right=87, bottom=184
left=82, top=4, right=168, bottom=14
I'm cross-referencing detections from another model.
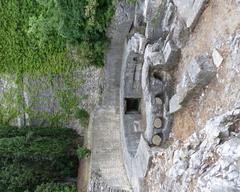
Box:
left=171, top=15, right=189, bottom=48
left=144, top=0, right=166, bottom=41
left=150, top=77, right=164, bottom=96
left=150, top=51, right=165, bottom=67
left=212, top=49, right=223, bottom=68
left=173, top=0, right=208, bottom=30
left=163, top=54, right=215, bottom=120
left=163, top=40, right=181, bottom=69
left=145, top=22, right=154, bottom=40
left=134, top=0, right=146, bottom=27
left=146, top=108, right=240, bottom=192
left=162, top=1, right=175, bottom=33
left=129, top=33, right=148, bottom=54
left=155, top=97, right=163, bottom=105
left=169, top=94, right=182, bottom=114
left=187, top=54, right=217, bottom=86
left=230, top=33, right=240, bottom=73
left=143, top=0, right=164, bottom=22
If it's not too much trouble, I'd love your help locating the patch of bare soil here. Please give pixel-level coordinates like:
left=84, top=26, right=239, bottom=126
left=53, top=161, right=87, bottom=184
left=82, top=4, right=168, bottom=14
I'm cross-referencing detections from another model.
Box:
left=172, top=0, right=240, bottom=141
left=77, top=157, right=90, bottom=192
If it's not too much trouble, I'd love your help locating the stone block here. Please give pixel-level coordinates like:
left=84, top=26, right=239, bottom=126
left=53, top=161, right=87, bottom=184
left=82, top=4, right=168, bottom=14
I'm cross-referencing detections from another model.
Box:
left=169, top=94, right=182, bottom=114
left=173, top=0, right=208, bottom=30
left=163, top=40, right=181, bottom=69
left=143, top=0, right=164, bottom=22
left=151, top=42, right=161, bottom=52
left=176, top=71, right=194, bottom=93
left=129, top=33, right=147, bottom=54
left=151, top=51, right=165, bottom=66
left=187, top=54, right=216, bottom=86
left=144, top=0, right=166, bottom=41
left=150, top=77, right=164, bottom=96
left=144, top=44, right=166, bottom=71
left=171, top=16, right=190, bottom=48
left=212, top=49, right=223, bottom=68
left=162, top=2, right=175, bottom=33
left=133, top=120, right=142, bottom=132
left=145, top=22, right=154, bottom=40
left=134, top=0, right=145, bottom=27
left=155, top=97, right=163, bottom=105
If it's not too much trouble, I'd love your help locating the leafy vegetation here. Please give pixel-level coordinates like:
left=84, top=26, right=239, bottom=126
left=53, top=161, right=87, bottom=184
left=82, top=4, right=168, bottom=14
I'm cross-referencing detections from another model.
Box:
left=75, top=108, right=90, bottom=126
left=0, top=162, right=51, bottom=192
left=0, top=0, right=113, bottom=75
left=0, top=125, right=81, bottom=192
left=35, top=183, right=77, bottom=192
left=126, top=0, right=137, bottom=4
left=0, top=0, right=112, bottom=125
left=76, top=145, right=91, bottom=159
left=0, top=0, right=111, bottom=189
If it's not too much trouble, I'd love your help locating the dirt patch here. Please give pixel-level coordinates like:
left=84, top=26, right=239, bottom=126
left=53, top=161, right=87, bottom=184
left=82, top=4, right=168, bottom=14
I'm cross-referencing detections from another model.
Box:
left=77, top=157, right=90, bottom=192
left=172, top=0, right=240, bottom=141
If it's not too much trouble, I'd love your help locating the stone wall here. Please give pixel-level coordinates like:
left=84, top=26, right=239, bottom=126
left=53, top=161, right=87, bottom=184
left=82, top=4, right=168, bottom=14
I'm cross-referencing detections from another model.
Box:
left=118, top=0, right=211, bottom=191
left=0, top=67, right=101, bottom=133
left=88, top=2, right=134, bottom=191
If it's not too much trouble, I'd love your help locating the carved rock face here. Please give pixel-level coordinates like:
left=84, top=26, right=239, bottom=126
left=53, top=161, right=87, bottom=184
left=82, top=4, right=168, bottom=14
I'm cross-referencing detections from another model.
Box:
left=150, top=77, right=165, bottom=96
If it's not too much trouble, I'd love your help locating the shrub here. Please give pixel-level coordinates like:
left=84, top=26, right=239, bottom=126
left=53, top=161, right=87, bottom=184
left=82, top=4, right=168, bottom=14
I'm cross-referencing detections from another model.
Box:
left=35, top=183, right=77, bottom=192
left=0, top=0, right=114, bottom=75
left=76, top=146, right=91, bottom=159
left=0, top=125, right=79, bottom=139
left=0, top=125, right=80, bottom=191
left=0, top=162, right=50, bottom=192
left=75, top=108, right=90, bottom=126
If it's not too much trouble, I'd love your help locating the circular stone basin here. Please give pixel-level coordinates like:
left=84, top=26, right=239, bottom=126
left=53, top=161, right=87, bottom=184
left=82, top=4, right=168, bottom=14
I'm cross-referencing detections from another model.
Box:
left=152, top=134, right=162, bottom=146
left=154, top=117, right=162, bottom=128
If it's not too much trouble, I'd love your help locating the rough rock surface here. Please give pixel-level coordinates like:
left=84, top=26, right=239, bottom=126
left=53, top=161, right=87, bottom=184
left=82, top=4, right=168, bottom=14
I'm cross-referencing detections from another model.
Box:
left=85, top=0, right=240, bottom=191
left=169, top=54, right=217, bottom=114
left=173, top=0, right=208, bottom=30
left=145, top=107, right=240, bottom=192
left=171, top=0, right=240, bottom=139
left=1, top=0, right=240, bottom=192
left=0, top=67, right=101, bottom=133
left=91, top=0, right=240, bottom=191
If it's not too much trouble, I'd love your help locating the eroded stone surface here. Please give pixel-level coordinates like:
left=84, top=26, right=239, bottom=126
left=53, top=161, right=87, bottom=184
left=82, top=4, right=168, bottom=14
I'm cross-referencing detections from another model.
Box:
left=129, top=33, right=148, bottom=54
left=187, top=54, right=216, bottom=86
left=173, top=0, right=208, bottom=30
left=162, top=40, right=181, bottom=69
left=170, top=54, right=217, bottom=114
left=169, top=94, right=182, bottom=114
left=146, top=107, right=240, bottom=192
left=212, top=49, right=223, bottom=68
